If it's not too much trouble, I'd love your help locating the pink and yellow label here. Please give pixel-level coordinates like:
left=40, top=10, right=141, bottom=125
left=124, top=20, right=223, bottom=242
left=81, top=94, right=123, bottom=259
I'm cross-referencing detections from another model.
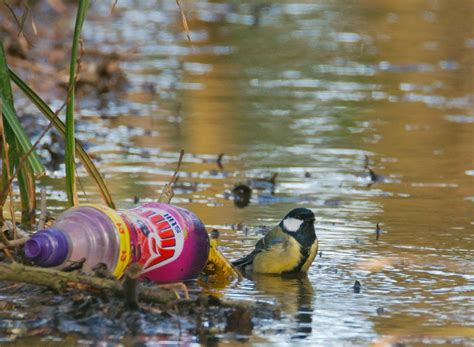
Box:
left=123, top=206, right=185, bottom=275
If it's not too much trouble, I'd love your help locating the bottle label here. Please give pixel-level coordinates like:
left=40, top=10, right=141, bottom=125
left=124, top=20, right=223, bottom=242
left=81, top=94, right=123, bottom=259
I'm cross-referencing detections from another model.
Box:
left=83, top=204, right=132, bottom=278
left=123, top=206, right=185, bottom=275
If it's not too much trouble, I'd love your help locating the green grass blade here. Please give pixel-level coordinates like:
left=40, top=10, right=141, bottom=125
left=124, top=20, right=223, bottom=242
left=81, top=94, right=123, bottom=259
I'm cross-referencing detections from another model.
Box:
left=17, top=164, right=36, bottom=226
left=0, top=98, right=5, bottom=220
left=0, top=115, right=36, bottom=227
left=0, top=41, right=44, bottom=177
left=1, top=102, right=44, bottom=176
left=65, top=0, right=90, bottom=207
left=0, top=42, right=15, bottom=108
left=9, top=69, right=116, bottom=209
left=1, top=40, right=39, bottom=227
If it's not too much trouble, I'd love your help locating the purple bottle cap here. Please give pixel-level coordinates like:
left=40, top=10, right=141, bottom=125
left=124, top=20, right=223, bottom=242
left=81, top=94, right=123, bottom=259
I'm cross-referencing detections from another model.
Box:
left=24, top=228, right=69, bottom=267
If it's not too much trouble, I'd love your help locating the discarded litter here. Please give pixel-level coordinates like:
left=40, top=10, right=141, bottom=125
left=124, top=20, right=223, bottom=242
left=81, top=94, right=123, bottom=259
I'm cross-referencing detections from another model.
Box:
left=24, top=203, right=211, bottom=283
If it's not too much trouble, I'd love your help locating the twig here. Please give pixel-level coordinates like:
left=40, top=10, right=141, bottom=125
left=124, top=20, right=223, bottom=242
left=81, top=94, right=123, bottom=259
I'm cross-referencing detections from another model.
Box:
left=0, top=229, right=14, bottom=261
left=0, top=262, right=177, bottom=304
left=4, top=3, right=21, bottom=28
left=1, top=221, right=29, bottom=239
left=0, top=229, right=11, bottom=247
left=31, top=16, right=37, bottom=36
left=4, top=2, right=34, bottom=48
left=75, top=166, right=88, bottom=202
left=111, top=0, right=119, bottom=13
left=3, top=141, right=17, bottom=241
left=158, top=282, right=189, bottom=300
left=170, top=150, right=184, bottom=185
left=18, top=0, right=33, bottom=37
left=159, top=150, right=184, bottom=204
left=217, top=153, right=224, bottom=171
left=176, top=0, right=192, bottom=44
left=364, top=154, right=370, bottom=170
left=0, top=237, right=30, bottom=251
left=123, top=263, right=142, bottom=310
left=38, top=186, right=47, bottom=229
left=0, top=121, right=54, bottom=209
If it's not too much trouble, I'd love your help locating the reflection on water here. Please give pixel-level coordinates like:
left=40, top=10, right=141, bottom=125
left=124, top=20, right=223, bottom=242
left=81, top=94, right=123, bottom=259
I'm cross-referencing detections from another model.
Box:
left=250, top=274, right=314, bottom=340
left=7, top=0, right=474, bottom=345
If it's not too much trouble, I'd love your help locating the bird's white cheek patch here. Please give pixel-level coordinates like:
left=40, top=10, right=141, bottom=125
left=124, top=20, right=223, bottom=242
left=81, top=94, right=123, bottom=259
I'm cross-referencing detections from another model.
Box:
left=283, top=218, right=304, bottom=232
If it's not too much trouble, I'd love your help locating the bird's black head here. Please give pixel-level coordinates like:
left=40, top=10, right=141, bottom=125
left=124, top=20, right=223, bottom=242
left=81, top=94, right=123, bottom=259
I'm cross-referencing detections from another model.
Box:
left=279, top=208, right=316, bottom=248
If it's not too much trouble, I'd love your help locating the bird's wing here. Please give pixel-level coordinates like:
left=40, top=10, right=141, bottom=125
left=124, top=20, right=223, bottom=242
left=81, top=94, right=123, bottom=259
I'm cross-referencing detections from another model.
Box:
left=232, top=226, right=288, bottom=268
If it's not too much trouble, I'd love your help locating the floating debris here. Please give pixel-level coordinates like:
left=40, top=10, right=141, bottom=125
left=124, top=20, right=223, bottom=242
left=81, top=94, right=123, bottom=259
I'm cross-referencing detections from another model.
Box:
left=360, top=155, right=385, bottom=186
left=324, top=198, right=342, bottom=207
left=376, top=223, right=381, bottom=241
left=232, top=184, right=252, bottom=208
left=217, top=153, right=225, bottom=171
left=353, top=280, right=362, bottom=293
left=248, top=173, right=278, bottom=192
left=91, top=263, right=113, bottom=279
left=60, top=258, right=86, bottom=272
left=368, top=168, right=384, bottom=184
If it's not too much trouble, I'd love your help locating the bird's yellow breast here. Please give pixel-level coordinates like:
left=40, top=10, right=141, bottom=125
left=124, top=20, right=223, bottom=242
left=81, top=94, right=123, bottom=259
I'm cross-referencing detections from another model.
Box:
left=301, top=239, right=319, bottom=272
left=252, top=236, right=302, bottom=274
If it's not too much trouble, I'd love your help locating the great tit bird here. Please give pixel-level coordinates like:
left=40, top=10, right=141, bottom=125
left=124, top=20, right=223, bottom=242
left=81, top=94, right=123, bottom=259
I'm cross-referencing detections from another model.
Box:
left=232, top=208, right=318, bottom=274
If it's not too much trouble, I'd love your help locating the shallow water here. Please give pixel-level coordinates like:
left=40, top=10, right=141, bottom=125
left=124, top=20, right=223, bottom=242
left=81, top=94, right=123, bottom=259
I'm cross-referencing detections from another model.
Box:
left=6, top=0, right=474, bottom=345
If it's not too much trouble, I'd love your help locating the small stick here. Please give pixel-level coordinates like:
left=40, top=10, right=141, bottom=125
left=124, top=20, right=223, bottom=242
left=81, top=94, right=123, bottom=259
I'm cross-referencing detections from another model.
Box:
left=176, top=0, right=192, bottom=44
left=111, top=0, right=119, bottom=13
left=159, top=150, right=184, bottom=204
left=123, top=263, right=142, bottom=310
left=270, top=173, right=278, bottom=184
left=0, top=122, right=54, bottom=209
left=38, top=186, right=47, bottom=230
left=369, top=168, right=378, bottom=183
left=1, top=221, right=29, bottom=239
left=0, top=262, right=177, bottom=304
left=217, top=153, right=224, bottom=171
left=375, top=223, right=381, bottom=241
left=158, top=282, right=189, bottom=300
left=0, top=229, right=11, bottom=247
left=0, top=237, right=30, bottom=251
left=364, top=154, right=370, bottom=170
left=0, top=227, right=14, bottom=261
left=2, top=142, right=17, bottom=241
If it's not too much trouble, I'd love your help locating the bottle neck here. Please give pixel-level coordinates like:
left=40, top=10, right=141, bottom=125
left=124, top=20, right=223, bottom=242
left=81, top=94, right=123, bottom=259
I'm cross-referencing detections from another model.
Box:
left=24, top=228, right=69, bottom=267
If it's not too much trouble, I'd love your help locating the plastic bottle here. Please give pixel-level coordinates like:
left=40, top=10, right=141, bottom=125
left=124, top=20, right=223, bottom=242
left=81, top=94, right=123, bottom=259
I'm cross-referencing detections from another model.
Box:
left=24, top=203, right=210, bottom=283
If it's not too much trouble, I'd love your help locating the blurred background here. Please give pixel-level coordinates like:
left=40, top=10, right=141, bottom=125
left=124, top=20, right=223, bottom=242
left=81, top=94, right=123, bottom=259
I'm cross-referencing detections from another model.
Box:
left=1, top=0, right=473, bottom=345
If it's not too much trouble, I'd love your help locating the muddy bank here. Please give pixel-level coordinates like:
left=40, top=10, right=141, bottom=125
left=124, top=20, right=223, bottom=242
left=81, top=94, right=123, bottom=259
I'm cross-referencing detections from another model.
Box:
left=0, top=263, right=278, bottom=345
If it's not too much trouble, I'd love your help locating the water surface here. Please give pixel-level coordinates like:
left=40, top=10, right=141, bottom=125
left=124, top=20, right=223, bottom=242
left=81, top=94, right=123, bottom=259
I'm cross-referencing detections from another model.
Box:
left=8, top=0, right=474, bottom=345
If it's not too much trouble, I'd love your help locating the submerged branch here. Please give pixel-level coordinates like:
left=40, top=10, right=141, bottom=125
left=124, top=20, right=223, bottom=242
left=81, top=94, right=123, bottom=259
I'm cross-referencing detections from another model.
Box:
left=0, top=262, right=177, bottom=304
